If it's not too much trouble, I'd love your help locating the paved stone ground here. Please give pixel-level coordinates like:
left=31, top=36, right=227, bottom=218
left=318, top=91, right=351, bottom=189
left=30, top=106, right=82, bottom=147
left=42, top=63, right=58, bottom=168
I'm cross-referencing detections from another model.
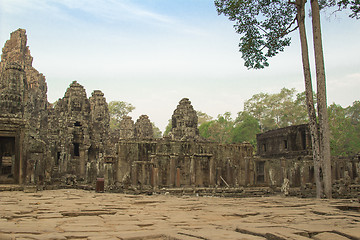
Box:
left=0, top=189, right=359, bottom=240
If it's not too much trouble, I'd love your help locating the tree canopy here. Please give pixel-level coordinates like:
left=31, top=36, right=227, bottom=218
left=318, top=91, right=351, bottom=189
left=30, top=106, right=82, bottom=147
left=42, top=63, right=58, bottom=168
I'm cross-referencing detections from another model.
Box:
left=215, top=0, right=298, bottom=69
left=200, top=88, right=307, bottom=146
left=198, top=88, right=359, bottom=156
left=328, top=101, right=360, bottom=156
left=108, top=101, right=135, bottom=130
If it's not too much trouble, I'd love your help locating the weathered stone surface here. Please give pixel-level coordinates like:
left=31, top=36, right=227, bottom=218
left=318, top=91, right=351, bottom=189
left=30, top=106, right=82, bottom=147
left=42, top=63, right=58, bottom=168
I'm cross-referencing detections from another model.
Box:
left=119, top=116, right=135, bottom=139
left=135, top=115, right=153, bottom=140
left=0, top=189, right=359, bottom=240
left=170, top=98, right=200, bottom=141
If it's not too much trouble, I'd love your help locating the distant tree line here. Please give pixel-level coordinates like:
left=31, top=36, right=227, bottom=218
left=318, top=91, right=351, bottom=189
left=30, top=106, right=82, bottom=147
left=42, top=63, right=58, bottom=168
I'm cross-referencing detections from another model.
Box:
left=108, top=101, right=162, bottom=138
left=164, top=88, right=359, bottom=156
left=109, top=89, right=359, bottom=156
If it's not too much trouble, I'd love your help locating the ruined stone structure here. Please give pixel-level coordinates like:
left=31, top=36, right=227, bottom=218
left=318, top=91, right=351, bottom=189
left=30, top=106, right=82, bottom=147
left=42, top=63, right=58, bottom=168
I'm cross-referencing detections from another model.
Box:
left=1, top=29, right=358, bottom=196
left=169, top=98, right=200, bottom=141
left=255, top=125, right=360, bottom=192
left=0, top=29, right=255, bottom=188
left=0, top=29, right=48, bottom=184
left=116, top=98, right=253, bottom=188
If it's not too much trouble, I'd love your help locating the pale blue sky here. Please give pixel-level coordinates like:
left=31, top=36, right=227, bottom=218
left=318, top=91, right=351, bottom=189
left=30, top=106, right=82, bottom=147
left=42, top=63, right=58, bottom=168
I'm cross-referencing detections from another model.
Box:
left=1, top=0, right=359, bottom=131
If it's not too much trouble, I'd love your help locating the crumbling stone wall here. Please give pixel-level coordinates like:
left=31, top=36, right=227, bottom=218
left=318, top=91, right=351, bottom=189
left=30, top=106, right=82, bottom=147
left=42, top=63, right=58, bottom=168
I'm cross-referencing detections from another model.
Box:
left=114, top=98, right=254, bottom=188
left=256, top=124, right=311, bottom=157
left=255, top=125, right=360, bottom=191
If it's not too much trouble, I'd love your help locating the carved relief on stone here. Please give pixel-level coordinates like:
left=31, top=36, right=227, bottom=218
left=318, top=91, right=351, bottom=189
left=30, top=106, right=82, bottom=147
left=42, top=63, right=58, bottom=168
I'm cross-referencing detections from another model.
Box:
left=170, top=98, right=200, bottom=141
left=89, top=90, right=109, bottom=124
left=0, top=62, right=26, bottom=116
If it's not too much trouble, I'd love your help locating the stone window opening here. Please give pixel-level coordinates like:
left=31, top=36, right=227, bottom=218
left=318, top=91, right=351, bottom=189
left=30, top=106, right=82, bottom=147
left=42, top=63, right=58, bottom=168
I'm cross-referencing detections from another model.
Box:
left=262, top=144, right=267, bottom=152
left=283, top=140, right=288, bottom=149
left=74, top=121, right=81, bottom=127
left=301, top=130, right=306, bottom=150
left=56, top=152, right=60, bottom=165
left=74, top=143, right=80, bottom=157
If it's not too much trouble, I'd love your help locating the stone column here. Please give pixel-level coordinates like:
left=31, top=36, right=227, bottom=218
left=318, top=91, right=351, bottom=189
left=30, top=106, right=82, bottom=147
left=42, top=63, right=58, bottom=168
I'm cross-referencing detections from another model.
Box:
left=169, top=156, right=176, bottom=187
left=190, top=156, right=195, bottom=185
left=209, top=157, right=215, bottom=186
left=176, top=168, right=181, bottom=187
left=153, top=167, right=159, bottom=189
left=79, top=147, right=85, bottom=178
left=141, top=163, right=146, bottom=186
left=131, top=163, right=137, bottom=186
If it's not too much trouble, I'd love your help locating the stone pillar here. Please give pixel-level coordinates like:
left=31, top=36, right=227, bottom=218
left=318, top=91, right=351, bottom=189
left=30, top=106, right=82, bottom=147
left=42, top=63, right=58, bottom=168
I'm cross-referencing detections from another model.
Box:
left=226, top=160, right=231, bottom=185
left=153, top=167, right=159, bottom=188
left=79, top=148, right=85, bottom=178
left=141, top=163, right=146, bottom=185
left=151, top=165, right=154, bottom=186
left=131, top=163, right=137, bottom=186
left=176, top=168, right=181, bottom=187
left=244, top=157, right=249, bottom=186
left=190, top=156, right=195, bottom=185
left=84, top=149, right=89, bottom=178
left=18, top=134, right=23, bottom=184
left=209, top=157, right=215, bottom=186
left=104, top=163, right=113, bottom=187
left=169, top=156, right=176, bottom=187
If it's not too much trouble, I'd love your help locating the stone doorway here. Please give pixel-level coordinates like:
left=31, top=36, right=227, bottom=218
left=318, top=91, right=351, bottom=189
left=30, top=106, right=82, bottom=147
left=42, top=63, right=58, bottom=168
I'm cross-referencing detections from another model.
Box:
left=0, top=136, right=16, bottom=183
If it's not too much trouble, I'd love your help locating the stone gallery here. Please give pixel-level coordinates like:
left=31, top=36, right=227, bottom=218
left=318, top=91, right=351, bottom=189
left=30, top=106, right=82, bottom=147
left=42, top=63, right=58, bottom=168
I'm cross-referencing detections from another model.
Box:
left=0, top=29, right=359, bottom=194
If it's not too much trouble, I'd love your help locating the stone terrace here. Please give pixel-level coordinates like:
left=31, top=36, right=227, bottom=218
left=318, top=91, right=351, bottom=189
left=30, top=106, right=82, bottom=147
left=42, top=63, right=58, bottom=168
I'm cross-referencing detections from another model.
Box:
left=0, top=189, right=359, bottom=240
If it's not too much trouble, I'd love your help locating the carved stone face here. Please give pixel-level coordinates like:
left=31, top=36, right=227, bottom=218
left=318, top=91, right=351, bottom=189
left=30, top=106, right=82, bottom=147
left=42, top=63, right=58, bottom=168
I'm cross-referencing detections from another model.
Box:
left=71, top=98, right=82, bottom=112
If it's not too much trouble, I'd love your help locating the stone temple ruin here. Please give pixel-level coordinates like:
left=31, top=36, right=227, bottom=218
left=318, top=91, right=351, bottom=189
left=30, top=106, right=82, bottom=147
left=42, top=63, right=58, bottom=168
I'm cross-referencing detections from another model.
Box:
left=0, top=29, right=359, bottom=196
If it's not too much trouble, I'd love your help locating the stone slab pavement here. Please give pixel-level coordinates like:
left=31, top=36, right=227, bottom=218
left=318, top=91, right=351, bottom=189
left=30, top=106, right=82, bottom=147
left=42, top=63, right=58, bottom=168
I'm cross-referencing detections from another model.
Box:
left=0, top=189, right=359, bottom=240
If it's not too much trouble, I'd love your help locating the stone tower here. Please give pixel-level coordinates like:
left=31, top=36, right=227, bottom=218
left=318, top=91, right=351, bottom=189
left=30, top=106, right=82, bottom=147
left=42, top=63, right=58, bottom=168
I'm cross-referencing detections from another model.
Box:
left=119, top=116, right=135, bottom=139
left=134, top=115, right=153, bottom=140
left=0, top=29, right=49, bottom=184
left=170, top=98, right=200, bottom=141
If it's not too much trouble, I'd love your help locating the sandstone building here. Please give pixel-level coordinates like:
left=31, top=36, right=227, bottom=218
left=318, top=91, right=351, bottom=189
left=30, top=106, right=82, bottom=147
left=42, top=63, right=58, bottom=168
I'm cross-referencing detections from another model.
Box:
left=0, top=29, right=358, bottom=194
left=0, top=29, right=254, bottom=188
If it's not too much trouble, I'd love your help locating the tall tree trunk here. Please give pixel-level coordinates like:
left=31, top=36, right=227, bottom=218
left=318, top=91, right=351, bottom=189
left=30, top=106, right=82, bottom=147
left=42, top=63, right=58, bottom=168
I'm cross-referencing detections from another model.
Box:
left=296, top=0, right=323, bottom=198
left=310, top=0, right=332, bottom=198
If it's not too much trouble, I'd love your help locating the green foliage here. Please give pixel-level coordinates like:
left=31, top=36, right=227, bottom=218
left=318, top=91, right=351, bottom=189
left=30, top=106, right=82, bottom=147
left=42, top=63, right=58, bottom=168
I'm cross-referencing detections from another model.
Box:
left=197, top=89, right=359, bottom=156
left=163, top=119, right=172, bottom=136
left=233, top=112, right=261, bottom=146
left=152, top=122, right=162, bottom=138
left=324, top=0, right=360, bottom=19
left=108, top=101, right=135, bottom=130
left=197, top=111, right=213, bottom=126
left=244, top=88, right=308, bottom=131
left=199, top=113, right=234, bottom=144
left=199, top=112, right=260, bottom=147
left=328, top=101, right=360, bottom=156
left=215, top=0, right=297, bottom=69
